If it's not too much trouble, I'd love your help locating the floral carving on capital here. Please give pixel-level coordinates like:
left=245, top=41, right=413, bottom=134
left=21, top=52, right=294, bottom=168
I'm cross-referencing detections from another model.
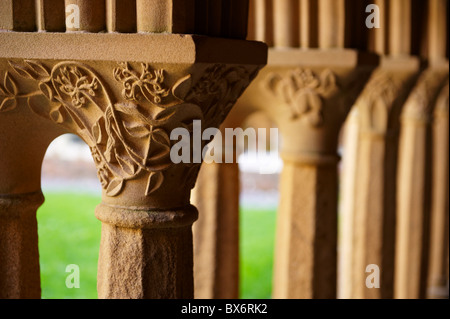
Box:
left=1, top=60, right=260, bottom=197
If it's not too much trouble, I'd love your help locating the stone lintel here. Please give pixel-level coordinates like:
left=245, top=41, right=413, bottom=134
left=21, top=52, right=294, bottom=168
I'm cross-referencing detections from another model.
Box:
left=0, top=32, right=268, bottom=65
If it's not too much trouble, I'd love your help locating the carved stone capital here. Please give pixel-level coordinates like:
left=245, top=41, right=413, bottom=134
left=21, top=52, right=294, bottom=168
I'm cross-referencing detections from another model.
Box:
left=0, top=34, right=267, bottom=299
left=355, top=57, right=421, bottom=137
left=0, top=58, right=262, bottom=208
left=401, top=66, right=449, bottom=125
left=236, top=49, right=377, bottom=157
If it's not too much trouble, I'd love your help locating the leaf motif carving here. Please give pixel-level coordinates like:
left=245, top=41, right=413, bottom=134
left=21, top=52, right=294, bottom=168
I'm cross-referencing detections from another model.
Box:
left=106, top=178, right=124, bottom=197
left=0, top=71, right=18, bottom=112
left=0, top=97, right=16, bottom=112
left=2, top=59, right=260, bottom=197
left=115, top=149, right=137, bottom=176
left=3, top=72, right=18, bottom=96
left=49, top=105, right=67, bottom=124
left=9, top=60, right=50, bottom=81
left=146, top=171, right=164, bottom=196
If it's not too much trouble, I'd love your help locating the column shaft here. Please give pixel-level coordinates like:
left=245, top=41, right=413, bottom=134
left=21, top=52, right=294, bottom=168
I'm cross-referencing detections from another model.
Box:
left=273, top=0, right=299, bottom=48
left=0, top=0, right=36, bottom=31
left=0, top=192, right=43, bottom=299
left=318, top=0, right=345, bottom=48
left=192, top=162, right=240, bottom=299
left=36, top=0, right=65, bottom=32
left=352, top=134, right=397, bottom=299
left=395, top=69, right=449, bottom=299
left=427, top=83, right=449, bottom=299
left=273, top=157, right=338, bottom=299
left=106, top=0, right=137, bottom=33
left=96, top=203, right=197, bottom=299
left=338, top=109, right=360, bottom=299
left=64, top=0, right=106, bottom=32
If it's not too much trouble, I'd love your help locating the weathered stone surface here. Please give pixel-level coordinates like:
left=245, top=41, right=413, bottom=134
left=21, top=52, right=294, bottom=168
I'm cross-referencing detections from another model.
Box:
left=0, top=192, right=44, bottom=299
left=395, top=65, right=449, bottom=299
left=351, top=56, right=421, bottom=299
left=0, top=32, right=267, bottom=299
left=0, top=0, right=36, bottom=31
left=96, top=204, right=197, bottom=299
left=427, top=81, right=449, bottom=299
left=236, top=49, right=377, bottom=298
left=36, top=0, right=66, bottom=32
left=192, top=162, right=240, bottom=299
left=106, top=0, right=137, bottom=33
left=65, top=0, right=106, bottom=32
left=273, top=159, right=338, bottom=299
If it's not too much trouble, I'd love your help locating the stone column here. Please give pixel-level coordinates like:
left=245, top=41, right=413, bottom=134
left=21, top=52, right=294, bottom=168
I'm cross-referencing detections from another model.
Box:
left=350, top=57, right=420, bottom=299
left=96, top=204, right=198, bottom=298
left=106, top=0, right=137, bottom=33
left=338, top=108, right=360, bottom=299
left=192, top=160, right=240, bottom=299
left=238, top=49, right=376, bottom=298
left=0, top=0, right=36, bottom=31
left=36, top=0, right=65, bottom=32
left=0, top=192, right=43, bottom=299
left=1, top=32, right=267, bottom=298
left=427, top=82, right=449, bottom=299
left=273, top=152, right=339, bottom=299
left=395, top=66, right=449, bottom=299
left=64, top=0, right=106, bottom=32
left=191, top=100, right=267, bottom=299
left=136, top=0, right=195, bottom=34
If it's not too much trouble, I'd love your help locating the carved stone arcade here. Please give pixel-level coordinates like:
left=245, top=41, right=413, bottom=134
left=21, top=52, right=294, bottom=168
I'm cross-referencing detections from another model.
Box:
left=0, top=0, right=449, bottom=300
left=0, top=0, right=267, bottom=299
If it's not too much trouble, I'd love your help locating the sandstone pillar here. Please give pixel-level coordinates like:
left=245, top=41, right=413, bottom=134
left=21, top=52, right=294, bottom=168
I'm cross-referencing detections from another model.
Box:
left=0, top=0, right=36, bottom=31
left=192, top=161, right=240, bottom=299
left=350, top=57, right=420, bottom=299
left=64, top=0, right=106, bottom=32
left=237, top=49, right=377, bottom=298
left=273, top=153, right=339, bottom=299
left=427, top=82, right=449, bottom=299
left=1, top=32, right=267, bottom=298
left=96, top=204, right=198, bottom=298
left=395, top=66, right=449, bottom=299
left=36, top=0, right=65, bottom=32
left=338, top=108, right=360, bottom=299
left=106, top=0, right=137, bottom=33
left=0, top=192, right=43, bottom=299
left=394, top=0, right=449, bottom=299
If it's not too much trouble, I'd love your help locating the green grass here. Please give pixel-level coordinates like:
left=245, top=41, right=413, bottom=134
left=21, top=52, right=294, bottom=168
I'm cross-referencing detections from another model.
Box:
left=37, top=192, right=102, bottom=299
left=240, top=208, right=277, bottom=299
left=37, top=192, right=277, bottom=299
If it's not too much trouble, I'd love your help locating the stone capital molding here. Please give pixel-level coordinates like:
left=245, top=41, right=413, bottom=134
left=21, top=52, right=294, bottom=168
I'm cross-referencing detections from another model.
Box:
left=0, top=191, right=44, bottom=219
left=434, top=81, right=449, bottom=118
left=264, top=68, right=339, bottom=127
left=401, top=68, right=449, bottom=125
left=236, top=49, right=377, bottom=156
left=0, top=58, right=263, bottom=205
left=95, top=203, right=198, bottom=230
left=355, top=63, right=420, bottom=136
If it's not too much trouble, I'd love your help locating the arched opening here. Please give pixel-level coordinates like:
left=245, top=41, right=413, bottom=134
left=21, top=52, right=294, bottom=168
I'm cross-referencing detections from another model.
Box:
left=38, top=134, right=101, bottom=299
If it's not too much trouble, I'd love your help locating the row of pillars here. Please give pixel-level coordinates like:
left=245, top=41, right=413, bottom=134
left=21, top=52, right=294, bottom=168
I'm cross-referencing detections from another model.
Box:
left=248, top=0, right=446, bottom=60
left=0, top=0, right=249, bottom=38
left=193, top=0, right=449, bottom=299
left=0, top=0, right=447, bottom=299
